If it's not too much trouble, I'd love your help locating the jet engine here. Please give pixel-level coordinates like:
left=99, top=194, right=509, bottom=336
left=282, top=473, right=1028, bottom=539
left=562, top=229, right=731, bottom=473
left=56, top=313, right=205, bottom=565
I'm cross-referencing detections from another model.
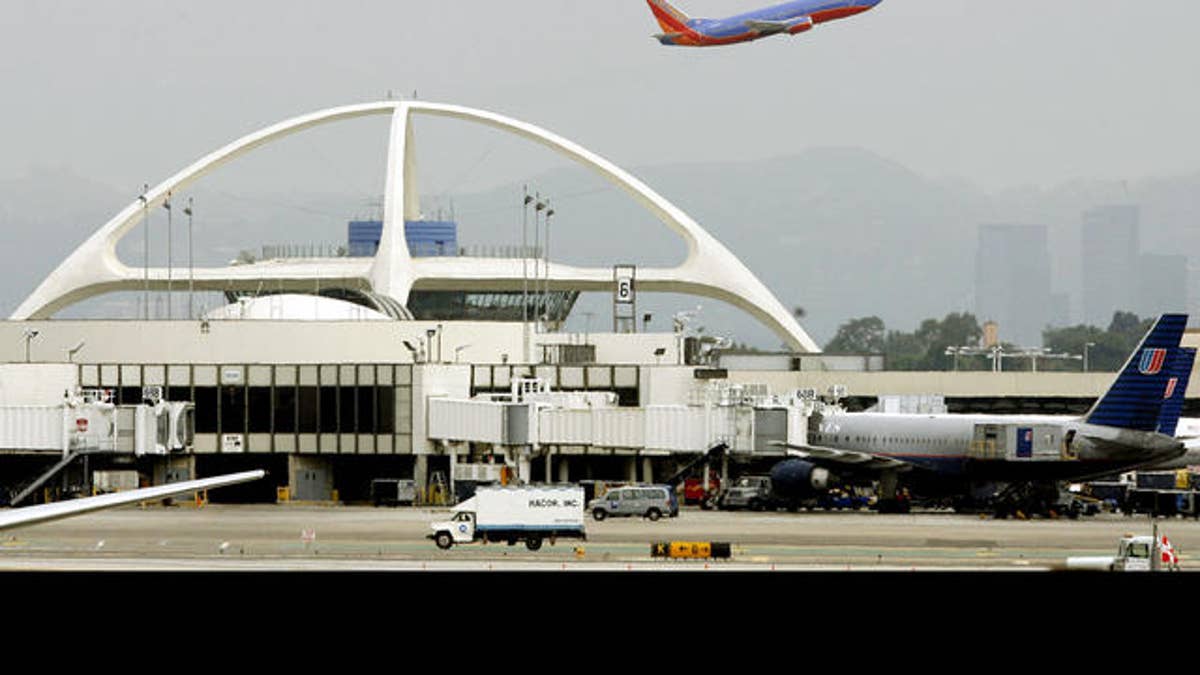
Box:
left=769, top=459, right=836, bottom=499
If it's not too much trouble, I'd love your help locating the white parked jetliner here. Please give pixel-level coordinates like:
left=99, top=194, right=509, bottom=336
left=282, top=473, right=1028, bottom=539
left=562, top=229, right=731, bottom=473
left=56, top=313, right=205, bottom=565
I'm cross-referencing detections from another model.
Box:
left=0, top=470, right=265, bottom=531
left=770, top=315, right=1191, bottom=513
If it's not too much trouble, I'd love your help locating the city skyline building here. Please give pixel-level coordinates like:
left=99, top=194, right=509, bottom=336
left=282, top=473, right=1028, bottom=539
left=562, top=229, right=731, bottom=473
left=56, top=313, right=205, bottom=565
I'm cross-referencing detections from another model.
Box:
left=974, top=223, right=1051, bottom=347
left=1082, top=205, right=1140, bottom=328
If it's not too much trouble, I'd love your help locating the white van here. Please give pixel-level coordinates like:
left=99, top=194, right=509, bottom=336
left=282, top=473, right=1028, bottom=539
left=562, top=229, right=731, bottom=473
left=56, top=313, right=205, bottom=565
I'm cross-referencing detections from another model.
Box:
left=587, top=485, right=678, bottom=521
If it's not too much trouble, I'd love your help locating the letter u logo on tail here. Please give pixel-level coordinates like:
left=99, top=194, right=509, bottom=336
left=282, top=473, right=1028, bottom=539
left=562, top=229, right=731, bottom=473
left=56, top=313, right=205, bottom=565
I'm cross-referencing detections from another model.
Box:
left=1140, top=348, right=1167, bottom=375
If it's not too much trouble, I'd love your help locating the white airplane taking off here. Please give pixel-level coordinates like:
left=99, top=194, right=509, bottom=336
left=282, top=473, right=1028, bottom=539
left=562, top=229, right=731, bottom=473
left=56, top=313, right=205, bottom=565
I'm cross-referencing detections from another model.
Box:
left=0, top=470, right=265, bottom=532
left=770, top=314, right=1191, bottom=513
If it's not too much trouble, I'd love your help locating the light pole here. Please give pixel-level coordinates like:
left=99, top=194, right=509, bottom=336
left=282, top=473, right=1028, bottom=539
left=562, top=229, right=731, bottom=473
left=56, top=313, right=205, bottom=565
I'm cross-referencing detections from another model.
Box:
left=522, top=188, right=531, bottom=325
left=534, top=196, right=545, bottom=328
left=1084, top=342, right=1096, bottom=372
left=164, top=191, right=173, bottom=319
left=544, top=202, right=554, bottom=324
left=185, top=197, right=194, bottom=320
left=140, top=185, right=149, bottom=320
left=22, top=329, right=39, bottom=363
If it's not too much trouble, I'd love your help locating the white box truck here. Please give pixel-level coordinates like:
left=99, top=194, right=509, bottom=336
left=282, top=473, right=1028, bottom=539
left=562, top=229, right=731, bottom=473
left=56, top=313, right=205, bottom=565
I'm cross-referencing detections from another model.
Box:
left=429, top=486, right=586, bottom=551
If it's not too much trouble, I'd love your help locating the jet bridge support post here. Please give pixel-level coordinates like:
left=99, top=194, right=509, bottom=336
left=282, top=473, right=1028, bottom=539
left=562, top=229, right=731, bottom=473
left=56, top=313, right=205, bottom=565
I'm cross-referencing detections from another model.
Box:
left=876, top=470, right=908, bottom=514
left=414, top=454, right=428, bottom=500
left=10, top=450, right=92, bottom=506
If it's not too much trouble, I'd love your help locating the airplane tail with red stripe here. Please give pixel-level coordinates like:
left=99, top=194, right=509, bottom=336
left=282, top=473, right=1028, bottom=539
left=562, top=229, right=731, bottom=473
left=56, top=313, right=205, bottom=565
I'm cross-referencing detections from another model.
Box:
left=647, top=0, right=691, bottom=32
left=1085, top=314, right=1189, bottom=432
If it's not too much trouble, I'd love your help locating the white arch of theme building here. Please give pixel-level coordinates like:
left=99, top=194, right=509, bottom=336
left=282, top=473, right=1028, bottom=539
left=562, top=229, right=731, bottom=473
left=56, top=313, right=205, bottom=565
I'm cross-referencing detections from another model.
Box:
left=12, top=101, right=819, bottom=352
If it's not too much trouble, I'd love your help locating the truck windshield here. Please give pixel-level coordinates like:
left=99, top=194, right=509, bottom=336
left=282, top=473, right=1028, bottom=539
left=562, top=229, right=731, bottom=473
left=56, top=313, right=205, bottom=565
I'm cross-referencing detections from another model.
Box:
left=1127, top=542, right=1150, bottom=558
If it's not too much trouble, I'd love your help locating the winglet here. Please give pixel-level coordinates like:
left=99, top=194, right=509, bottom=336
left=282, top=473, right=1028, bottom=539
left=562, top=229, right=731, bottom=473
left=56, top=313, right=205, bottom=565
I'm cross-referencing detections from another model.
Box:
left=1085, top=314, right=1189, bottom=432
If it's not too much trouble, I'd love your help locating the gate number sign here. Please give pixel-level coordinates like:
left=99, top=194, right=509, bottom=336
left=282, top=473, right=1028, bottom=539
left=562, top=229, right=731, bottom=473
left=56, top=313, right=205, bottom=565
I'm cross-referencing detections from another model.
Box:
left=616, top=276, right=634, bottom=304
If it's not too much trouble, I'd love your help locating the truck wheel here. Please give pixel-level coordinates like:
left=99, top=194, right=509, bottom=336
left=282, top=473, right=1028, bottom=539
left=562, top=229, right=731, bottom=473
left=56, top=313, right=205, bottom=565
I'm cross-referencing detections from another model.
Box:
left=646, top=508, right=662, bottom=521
left=525, top=537, right=543, bottom=551
left=592, top=508, right=607, bottom=521
left=748, top=499, right=764, bottom=512
left=434, top=532, right=453, bottom=550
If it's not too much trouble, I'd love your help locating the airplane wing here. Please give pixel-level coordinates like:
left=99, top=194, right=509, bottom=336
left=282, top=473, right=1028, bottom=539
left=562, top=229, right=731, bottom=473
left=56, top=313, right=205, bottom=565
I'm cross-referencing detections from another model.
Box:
left=0, top=470, right=266, bottom=532
left=771, top=441, right=913, bottom=472
left=744, top=20, right=790, bottom=35
left=745, top=17, right=812, bottom=36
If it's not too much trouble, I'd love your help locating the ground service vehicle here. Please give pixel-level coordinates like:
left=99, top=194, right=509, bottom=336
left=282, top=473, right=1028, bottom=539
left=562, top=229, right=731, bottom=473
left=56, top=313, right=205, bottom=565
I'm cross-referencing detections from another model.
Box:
left=717, top=475, right=774, bottom=511
left=1066, top=531, right=1180, bottom=572
left=662, top=443, right=727, bottom=509
left=683, top=474, right=721, bottom=505
left=588, top=484, right=678, bottom=521
left=1085, top=471, right=1200, bottom=517
left=429, top=486, right=586, bottom=551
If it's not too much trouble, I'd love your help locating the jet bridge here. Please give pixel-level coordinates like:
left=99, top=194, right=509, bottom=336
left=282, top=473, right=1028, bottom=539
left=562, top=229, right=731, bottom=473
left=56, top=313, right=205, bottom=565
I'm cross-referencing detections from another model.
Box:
left=3, top=386, right=195, bottom=505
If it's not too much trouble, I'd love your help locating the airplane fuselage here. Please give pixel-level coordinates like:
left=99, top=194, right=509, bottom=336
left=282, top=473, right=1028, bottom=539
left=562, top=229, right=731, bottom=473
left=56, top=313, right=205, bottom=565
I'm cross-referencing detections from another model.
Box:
left=1145, top=416, right=1200, bottom=470
left=655, top=0, right=882, bottom=47
left=812, top=411, right=1184, bottom=487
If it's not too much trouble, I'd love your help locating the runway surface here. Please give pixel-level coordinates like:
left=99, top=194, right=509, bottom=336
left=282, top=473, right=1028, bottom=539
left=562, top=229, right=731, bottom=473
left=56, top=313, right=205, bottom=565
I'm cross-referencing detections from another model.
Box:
left=0, top=504, right=1195, bottom=571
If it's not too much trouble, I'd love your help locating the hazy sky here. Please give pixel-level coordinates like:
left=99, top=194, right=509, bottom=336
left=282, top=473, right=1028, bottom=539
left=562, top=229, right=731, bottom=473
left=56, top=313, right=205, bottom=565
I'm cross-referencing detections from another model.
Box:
left=3, top=1, right=1200, bottom=344
left=4, top=0, right=1200, bottom=192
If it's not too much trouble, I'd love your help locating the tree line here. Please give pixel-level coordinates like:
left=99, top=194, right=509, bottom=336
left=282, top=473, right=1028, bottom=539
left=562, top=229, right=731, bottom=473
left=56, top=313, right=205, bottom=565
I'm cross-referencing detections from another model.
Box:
left=824, top=311, right=1156, bottom=372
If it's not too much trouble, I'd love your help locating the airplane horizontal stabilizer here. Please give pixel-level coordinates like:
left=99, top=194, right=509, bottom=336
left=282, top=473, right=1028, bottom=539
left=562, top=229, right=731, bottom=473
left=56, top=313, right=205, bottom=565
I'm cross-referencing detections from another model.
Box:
left=1086, top=314, right=1189, bottom=432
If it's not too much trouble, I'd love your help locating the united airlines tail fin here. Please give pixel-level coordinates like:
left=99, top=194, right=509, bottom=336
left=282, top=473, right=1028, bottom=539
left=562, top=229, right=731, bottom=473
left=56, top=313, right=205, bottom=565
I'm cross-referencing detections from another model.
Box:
left=647, top=0, right=691, bottom=32
left=1157, top=347, right=1196, bottom=437
left=1085, top=314, right=1189, bottom=432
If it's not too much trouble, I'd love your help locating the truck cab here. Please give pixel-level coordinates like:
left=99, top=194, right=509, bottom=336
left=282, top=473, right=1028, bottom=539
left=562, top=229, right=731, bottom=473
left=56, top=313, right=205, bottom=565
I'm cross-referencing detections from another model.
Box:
left=431, top=510, right=477, bottom=548
left=1112, top=536, right=1155, bottom=572
left=1066, top=531, right=1179, bottom=572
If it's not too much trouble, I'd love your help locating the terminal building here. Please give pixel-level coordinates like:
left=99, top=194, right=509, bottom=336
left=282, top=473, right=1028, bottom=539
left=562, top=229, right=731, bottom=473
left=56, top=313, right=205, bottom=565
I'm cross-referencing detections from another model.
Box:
left=1, top=100, right=1197, bottom=505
